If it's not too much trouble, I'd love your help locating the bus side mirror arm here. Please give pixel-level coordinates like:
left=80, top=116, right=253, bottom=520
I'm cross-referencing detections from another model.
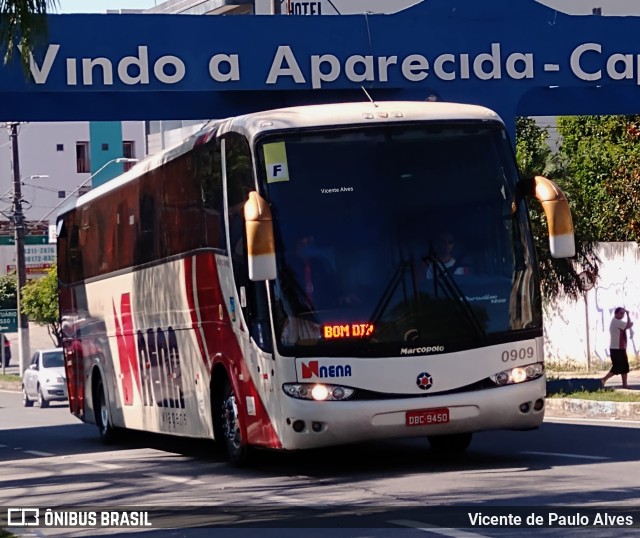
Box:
left=517, top=175, right=575, bottom=258
left=244, top=191, right=277, bottom=281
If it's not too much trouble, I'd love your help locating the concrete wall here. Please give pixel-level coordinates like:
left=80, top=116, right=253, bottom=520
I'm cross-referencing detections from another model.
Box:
left=544, top=242, right=640, bottom=369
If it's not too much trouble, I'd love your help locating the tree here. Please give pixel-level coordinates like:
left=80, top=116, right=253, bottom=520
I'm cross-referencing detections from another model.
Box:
left=0, top=1, right=58, bottom=72
left=20, top=266, right=61, bottom=346
left=0, top=272, right=17, bottom=309
left=515, top=117, right=600, bottom=301
left=556, top=115, right=640, bottom=242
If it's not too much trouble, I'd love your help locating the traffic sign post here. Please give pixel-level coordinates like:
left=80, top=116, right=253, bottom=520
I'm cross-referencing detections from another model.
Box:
left=0, top=309, right=18, bottom=333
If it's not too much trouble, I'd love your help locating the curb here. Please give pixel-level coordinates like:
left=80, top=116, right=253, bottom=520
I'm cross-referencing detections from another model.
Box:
left=545, top=397, right=640, bottom=421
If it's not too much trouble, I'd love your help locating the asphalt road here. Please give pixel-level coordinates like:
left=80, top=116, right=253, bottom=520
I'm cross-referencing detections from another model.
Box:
left=2, top=389, right=640, bottom=538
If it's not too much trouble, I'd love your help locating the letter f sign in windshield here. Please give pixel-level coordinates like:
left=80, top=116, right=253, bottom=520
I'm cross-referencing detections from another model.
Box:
left=268, top=162, right=288, bottom=182
left=264, top=141, right=289, bottom=183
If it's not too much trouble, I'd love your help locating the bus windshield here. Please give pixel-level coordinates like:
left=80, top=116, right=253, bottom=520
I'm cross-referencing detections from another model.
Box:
left=258, top=122, right=540, bottom=357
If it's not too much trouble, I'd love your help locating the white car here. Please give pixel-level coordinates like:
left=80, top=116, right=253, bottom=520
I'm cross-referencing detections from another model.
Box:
left=22, top=348, right=68, bottom=408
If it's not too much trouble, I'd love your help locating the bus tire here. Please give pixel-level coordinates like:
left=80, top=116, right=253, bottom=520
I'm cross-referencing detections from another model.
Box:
left=428, top=432, right=473, bottom=454
left=95, top=378, right=117, bottom=444
left=218, top=378, right=251, bottom=466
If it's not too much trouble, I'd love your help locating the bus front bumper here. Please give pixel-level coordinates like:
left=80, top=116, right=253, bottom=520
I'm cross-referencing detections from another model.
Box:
left=276, top=377, right=546, bottom=451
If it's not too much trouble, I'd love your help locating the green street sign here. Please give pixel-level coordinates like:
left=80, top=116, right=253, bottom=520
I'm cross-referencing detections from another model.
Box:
left=0, top=235, right=50, bottom=245
left=0, top=309, right=18, bottom=332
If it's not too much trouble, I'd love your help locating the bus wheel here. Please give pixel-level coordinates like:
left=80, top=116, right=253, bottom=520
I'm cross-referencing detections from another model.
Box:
left=220, top=379, right=250, bottom=466
left=95, top=378, right=117, bottom=444
left=428, top=432, right=473, bottom=454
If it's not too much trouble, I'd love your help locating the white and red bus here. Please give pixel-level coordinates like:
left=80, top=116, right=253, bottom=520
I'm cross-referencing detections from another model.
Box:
left=57, top=101, right=575, bottom=464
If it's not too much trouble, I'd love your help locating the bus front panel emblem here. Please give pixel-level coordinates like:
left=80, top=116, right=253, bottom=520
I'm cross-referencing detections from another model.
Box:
left=416, top=372, right=433, bottom=390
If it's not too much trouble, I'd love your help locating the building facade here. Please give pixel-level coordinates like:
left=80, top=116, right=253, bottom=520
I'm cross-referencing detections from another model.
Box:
left=0, top=121, right=145, bottom=276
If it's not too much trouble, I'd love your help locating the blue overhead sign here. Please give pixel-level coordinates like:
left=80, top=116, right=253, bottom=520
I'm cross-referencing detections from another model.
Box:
left=2, top=0, right=640, bottom=122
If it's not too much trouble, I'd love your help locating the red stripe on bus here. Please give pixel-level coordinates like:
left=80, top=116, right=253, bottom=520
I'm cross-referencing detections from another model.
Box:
left=183, top=255, right=210, bottom=373
left=112, top=293, right=141, bottom=405
left=185, top=252, right=281, bottom=449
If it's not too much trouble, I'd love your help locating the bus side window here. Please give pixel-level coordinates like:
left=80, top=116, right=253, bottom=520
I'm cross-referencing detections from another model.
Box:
left=224, top=133, right=272, bottom=352
left=196, top=139, right=224, bottom=250
left=135, top=193, right=156, bottom=265
left=116, top=201, right=128, bottom=272
left=69, top=224, right=83, bottom=282
left=225, top=132, right=253, bottom=272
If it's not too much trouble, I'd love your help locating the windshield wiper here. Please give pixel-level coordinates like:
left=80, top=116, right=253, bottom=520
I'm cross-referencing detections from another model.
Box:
left=367, top=258, right=420, bottom=331
left=368, top=260, right=412, bottom=325
left=423, top=254, right=487, bottom=343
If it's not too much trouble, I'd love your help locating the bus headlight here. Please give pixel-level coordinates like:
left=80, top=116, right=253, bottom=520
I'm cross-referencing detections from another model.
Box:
left=283, top=383, right=355, bottom=401
left=491, top=362, right=544, bottom=386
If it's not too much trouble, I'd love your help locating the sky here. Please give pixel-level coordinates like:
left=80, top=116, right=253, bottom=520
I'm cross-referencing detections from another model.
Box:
left=55, top=0, right=160, bottom=13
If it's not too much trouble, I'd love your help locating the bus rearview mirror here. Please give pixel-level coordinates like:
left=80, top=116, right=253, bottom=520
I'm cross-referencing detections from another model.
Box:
left=532, top=175, right=576, bottom=258
left=244, top=191, right=277, bottom=281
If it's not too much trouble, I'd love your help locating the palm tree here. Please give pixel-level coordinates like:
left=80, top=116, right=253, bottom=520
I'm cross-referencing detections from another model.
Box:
left=0, top=1, right=58, bottom=71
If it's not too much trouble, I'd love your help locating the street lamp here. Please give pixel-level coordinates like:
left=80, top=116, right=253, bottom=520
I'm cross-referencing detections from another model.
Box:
left=11, top=154, right=138, bottom=375
left=65, top=157, right=139, bottom=202
left=10, top=174, right=49, bottom=375
left=31, top=157, right=139, bottom=229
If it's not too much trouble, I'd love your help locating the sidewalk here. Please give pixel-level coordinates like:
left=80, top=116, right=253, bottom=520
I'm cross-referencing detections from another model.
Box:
left=545, top=369, right=640, bottom=421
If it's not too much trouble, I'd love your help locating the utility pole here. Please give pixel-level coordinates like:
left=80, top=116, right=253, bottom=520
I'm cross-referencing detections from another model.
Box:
left=8, top=122, right=30, bottom=375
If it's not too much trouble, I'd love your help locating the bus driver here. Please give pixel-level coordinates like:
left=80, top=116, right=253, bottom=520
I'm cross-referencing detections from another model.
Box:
left=424, top=230, right=471, bottom=279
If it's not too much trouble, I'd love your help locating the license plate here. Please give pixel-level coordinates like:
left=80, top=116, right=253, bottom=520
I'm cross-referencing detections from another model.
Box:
left=406, top=408, right=450, bottom=426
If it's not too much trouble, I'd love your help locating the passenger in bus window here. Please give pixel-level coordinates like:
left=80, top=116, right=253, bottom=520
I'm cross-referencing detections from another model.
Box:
left=290, top=234, right=359, bottom=309
left=294, top=235, right=332, bottom=307
left=276, top=232, right=364, bottom=345
left=423, top=230, right=471, bottom=279
left=280, top=315, right=322, bottom=346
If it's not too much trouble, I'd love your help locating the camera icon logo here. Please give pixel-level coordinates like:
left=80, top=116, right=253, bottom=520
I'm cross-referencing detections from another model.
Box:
left=7, top=508, right=40, bottom=526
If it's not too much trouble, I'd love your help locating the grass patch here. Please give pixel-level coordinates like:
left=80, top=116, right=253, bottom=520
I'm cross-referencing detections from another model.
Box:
left=548, top=389, right=640, bottom=402
left=546, top=359, right=590, bottom=373
left=0, top=373, right=20, bottom=383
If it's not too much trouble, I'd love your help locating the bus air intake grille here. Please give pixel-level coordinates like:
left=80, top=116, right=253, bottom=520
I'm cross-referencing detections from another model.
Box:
left=349, top=378, right=497, bottom=401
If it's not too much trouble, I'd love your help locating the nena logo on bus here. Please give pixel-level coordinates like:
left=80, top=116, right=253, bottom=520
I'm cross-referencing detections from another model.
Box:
left=136, top=327, right=185, bottom=409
